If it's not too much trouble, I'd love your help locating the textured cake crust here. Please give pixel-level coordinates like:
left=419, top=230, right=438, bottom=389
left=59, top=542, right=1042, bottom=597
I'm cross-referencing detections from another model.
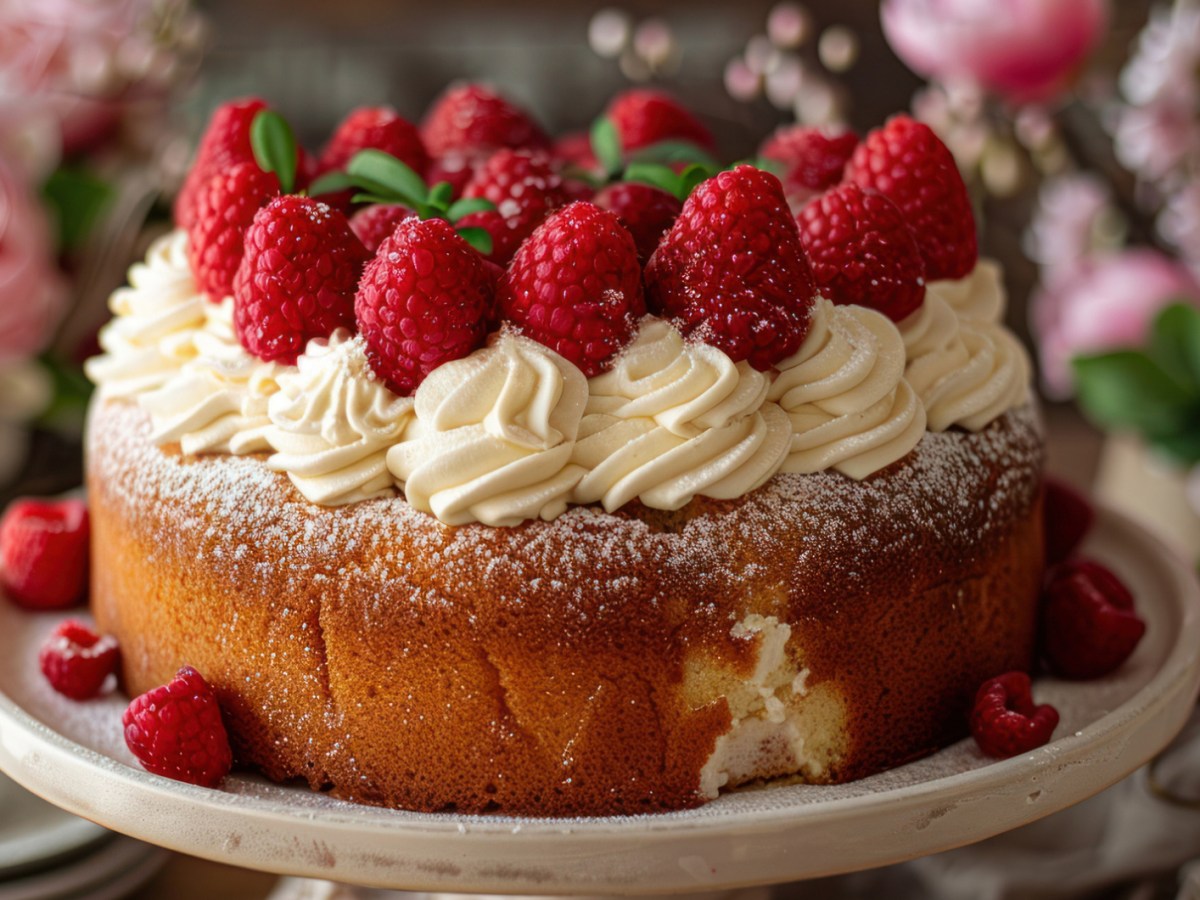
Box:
left=88, top=398, right=1044, bottom=816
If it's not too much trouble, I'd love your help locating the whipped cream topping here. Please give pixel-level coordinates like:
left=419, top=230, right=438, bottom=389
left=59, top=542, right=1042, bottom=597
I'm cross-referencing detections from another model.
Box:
left=138, top=298, right=285, bottom=456
left=926, top=258, right=1006, bottom=324
left=84, top=230, right=207, bottom=398
left=266, top=329, right=413, bottom=506
left=899, top=293, right=1029, bottom=432
left=572, top=319, right=791, bottom=510
left=387, top=332, right=588, bottom=526
left=769, top=299, right=925, bottom=479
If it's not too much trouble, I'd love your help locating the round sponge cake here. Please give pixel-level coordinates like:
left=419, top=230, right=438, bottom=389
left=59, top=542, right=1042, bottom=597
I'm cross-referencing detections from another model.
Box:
left=88, top=397, right=1044, bottom=816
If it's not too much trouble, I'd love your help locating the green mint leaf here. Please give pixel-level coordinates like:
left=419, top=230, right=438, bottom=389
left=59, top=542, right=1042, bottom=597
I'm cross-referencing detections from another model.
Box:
left=561, top=165, right=602, bottom=188
left=630, top=140, right=718, bottom=169
left=307, top=171, right=358, bottom=196
left=457, top=226, right=494, bottom=256
left=1072, top=349, right=1199, bottom=439
left=250, top=110, right=298, bottom=194
left=428, top=181, right=454, bottom=211
left=348, top=150, right=428, bottom=207
left=446, top=197, right=495, bottom=222
left=591, top=117, right=624, bottom=179
left=1150, top=302, right=1200, bottom=390
left=623, top=162, right=682, bottom=199
left=678, top=163, right=715, bottom=198
left=350, top=193, right=404, bottom=206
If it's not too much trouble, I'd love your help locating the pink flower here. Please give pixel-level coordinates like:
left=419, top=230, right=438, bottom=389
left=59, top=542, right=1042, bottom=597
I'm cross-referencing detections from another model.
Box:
left=1025, top=173, right=1115, bottom=275
left=1031, top=249, right=1200, bottom=398
left=0, top=156, right=67, bottom=364
left=881, top=0, right=1109, bottom=103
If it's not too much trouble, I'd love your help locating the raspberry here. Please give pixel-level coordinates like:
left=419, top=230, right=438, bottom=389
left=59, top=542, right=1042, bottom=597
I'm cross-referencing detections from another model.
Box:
left=1042, top=559, right=1145, bottom=679
left=969, top=671, right=1059, bottom=759
left=349, top=203, right=417, bottom=254
left=553, top=130, right=598, bottom=171
left=425, top=152, right=476, bottom=199
left=497, top=201, right=645, bottom=376
left=233, top=196, right=369, bottom=364
left=187, top=162, right=280, bottom=302
left=645, top=165, right=816, bottom=370
left=355, top=218, right=494, bottom=395
left=845, top=115, right=977, bottom=280
left=797, top=182, right=926, bottom=322
left=607, top=89, right=715, bottom=154
left=319, top=106, right=429, bottom=176
left=123, top=666, right=232, bottom=788
left=457, top=149, right=570, bottom=265
left=174, top=97, right=268, bottom=230
left=759, top=125, right=858, bottom=203
left=1044, top=477, right=1095, bottom=565
left=0, top=498, right=89, bottom=610
left=421, top=83, right=549, bottom=158
left=594, top=182, right=682, bottom=264
left=39, top=620, right=119, bottom=701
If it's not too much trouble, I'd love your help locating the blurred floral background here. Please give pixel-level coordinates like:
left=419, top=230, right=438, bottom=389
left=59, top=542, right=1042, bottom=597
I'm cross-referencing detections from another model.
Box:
left=5, top=0, right=1200, bottom=534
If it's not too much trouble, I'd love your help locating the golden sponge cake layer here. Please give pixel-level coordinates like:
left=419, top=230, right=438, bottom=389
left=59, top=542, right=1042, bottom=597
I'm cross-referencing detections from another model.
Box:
left=88, top=398, right=1044, bottom=816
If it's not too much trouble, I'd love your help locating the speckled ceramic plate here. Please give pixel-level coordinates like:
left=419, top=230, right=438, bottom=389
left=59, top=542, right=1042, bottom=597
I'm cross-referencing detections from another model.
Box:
left=0, top=503, right=1197, bottom=895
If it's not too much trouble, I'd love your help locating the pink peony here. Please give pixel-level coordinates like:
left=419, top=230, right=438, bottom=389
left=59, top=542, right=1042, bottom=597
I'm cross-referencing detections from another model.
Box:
left=0, top=156, right=67, bottom=364
left=1031, top=249, right=1200, bottom=399
left=881, top=0, right=1109, bottom=104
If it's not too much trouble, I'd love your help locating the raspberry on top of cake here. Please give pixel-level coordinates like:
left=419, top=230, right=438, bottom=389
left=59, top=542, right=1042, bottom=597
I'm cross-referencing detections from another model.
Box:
left=86, top=91, right=1027, bottom=527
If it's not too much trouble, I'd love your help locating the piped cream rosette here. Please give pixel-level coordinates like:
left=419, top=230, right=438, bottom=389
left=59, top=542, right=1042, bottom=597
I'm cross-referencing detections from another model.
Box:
left=899, top=292, right=1030, bottom=432
left=266, top=329, right=413, bottom=506
left=138, top=299, right=284, bottom=456
left=571, top=319, right=792, bottom=510
left=85, top=230, right=207, bottom=398
left=768, top=299, right=926, bottom=479
left=387, top=331, right=588, bottom=526
left=926, top=258, right=1006, bottom=324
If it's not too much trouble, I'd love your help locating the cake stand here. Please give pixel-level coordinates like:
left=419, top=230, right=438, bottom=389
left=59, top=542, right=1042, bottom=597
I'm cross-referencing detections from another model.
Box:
left=0, top=503, right=1197, bottom=896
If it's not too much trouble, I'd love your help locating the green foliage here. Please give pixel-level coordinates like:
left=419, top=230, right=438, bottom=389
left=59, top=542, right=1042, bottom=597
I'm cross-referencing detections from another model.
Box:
left=41, top=168, right=113, bottom=252
left=1072, top=302, right=1200, bottom=465
left=250, top=110, right=298, bottom=194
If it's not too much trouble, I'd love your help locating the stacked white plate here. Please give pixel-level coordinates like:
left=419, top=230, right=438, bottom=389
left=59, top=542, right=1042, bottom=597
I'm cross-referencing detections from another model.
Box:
left=0, top=772, right=166, bottom=899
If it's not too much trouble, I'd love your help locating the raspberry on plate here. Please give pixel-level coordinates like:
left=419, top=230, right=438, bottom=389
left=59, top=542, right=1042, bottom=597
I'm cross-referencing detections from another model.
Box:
left=1044, top=477, right=1095, bottom=565
left=594, top=182, right=682, bottom=264
left=355, top=217, right=494, bottom=395
left=759, top=124, right=858, bottom=205
left=39, top=620, right=119, bottom=701
left=845, top=114, right=978, bottom=281
left=421, top=83, right=549, bottom=159
left=457, top=149, right=570, bottom=265
left=797, top=181, right=926, bottom=322
left=0, top=498, right=89, bottom=610
left=188, top=161, right=281, bottom=302
left=607, top=89, right=715, bottom=154
left=969, top=671, right=1059, bottom=759
left=645, top=165, right=816, bottom=370
left=1042, top=559, right=1146, bottom=679
left=498, top=201, right=645, bottom=376
left=123, top=666, right=232, bottom=788
left=233, top=196, right=370, bottom=364
left=174, top=97, right=269, bottom=230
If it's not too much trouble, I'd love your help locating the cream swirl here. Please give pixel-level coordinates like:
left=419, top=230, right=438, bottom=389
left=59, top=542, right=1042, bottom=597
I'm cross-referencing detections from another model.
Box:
left=770, top=299, right=925, bottom=479
left=84, top=229, right=207, bottom=397
left=266, top=329, right=413, bottom=506
left=572, top=319, right=790, bottom=510
left=927, top=258, right=1006, bottom=324
left=138, top=299, right=285, bottom=456
left=922, top=321, right=1031, bottom=432
left=387, top=332, right=587, bottom=526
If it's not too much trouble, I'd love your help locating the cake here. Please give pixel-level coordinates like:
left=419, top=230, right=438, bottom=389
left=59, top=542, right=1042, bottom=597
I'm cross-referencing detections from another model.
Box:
left=83, top=87, right=1045, bottom=816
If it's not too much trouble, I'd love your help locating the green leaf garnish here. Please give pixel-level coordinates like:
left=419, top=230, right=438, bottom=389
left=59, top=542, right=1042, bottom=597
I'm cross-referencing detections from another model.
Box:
left=622, top=160, right=716, bottom=202
left=447, top=197, right=495, bottom=221
left=1150, top=302, right=1200, bottom=388
left=629, top=139, right=718, bottom=169
left=307, top=171, right=358, bottom=196
left=250, top=110, right=298, bottom=194
left=428, top=181, right=454, bottom=209
left=591, top=117, right=624, bottom=179
left=348, top=150, right=427, bottom=207
left=456, top=226, right=494, bottom=256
